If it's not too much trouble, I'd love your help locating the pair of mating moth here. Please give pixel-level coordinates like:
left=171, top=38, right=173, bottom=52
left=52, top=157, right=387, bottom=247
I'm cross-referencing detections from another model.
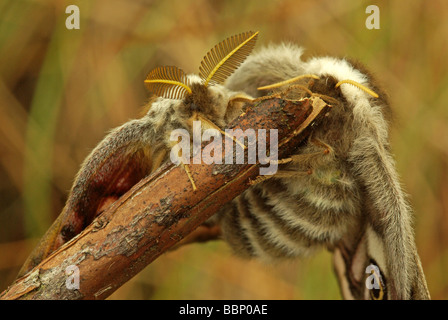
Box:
left=19, top=31, right=430, bottom=300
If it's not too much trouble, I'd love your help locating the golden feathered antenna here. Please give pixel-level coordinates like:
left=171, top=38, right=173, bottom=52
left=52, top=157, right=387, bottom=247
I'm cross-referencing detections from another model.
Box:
left=144, top=66, right=192, bottom=100
left=199, top=31, right=259, bottom=86
left=144, top=31, right=259, bottom=99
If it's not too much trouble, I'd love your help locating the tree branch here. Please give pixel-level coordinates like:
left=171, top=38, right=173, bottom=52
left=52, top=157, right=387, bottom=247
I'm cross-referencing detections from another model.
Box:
left=0, top=96, right=330, bottom=300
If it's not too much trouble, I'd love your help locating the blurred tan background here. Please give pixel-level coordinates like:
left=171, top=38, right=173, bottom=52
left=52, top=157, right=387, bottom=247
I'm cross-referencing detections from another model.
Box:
left=0, top=0, right=447, bottom=299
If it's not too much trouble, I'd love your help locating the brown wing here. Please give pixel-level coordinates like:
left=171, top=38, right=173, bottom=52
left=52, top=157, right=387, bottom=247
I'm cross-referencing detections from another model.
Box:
left=332, top=224, right=430, bottom=300
left=18, top=118, right=167, bottom=277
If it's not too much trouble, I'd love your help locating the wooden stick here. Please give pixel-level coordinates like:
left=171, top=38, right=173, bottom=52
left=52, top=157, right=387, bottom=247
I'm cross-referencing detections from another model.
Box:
left=0, top=97, right=330, bottom=300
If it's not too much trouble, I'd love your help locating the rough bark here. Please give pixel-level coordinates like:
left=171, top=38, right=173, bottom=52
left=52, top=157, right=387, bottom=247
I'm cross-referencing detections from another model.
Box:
left=0, top=96, right=330, bottom=300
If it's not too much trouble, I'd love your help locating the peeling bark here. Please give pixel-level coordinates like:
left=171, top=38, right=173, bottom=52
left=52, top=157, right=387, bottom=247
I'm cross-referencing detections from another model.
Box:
left=0, top=97, right=330, bottom=300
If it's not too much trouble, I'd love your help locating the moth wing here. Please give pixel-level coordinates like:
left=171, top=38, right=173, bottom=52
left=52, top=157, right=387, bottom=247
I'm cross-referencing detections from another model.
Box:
left=18, top=118, right=167, bottom=277
left=332, top=224, right=390, bottom=300
left=333, top=123, right=430, bottom=300
left=333, top=224, right=430, bottom=300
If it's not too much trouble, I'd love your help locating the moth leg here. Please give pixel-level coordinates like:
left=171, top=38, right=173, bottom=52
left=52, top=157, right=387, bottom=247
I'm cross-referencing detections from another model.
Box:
left=257, top=74, right=320, bottom=91
left=228, top=94, right=255, bottom=105
left=257, top=76, right=317, bottom=101
left=277, top=137, right=334, bottom=176
left=280, top=84, right=314, bottom=100
left=167, top=139, right=198, bottom=191
left=249, top=92, right=284, bottom=103
left=251, top=137, right=335, bottom=185
left=252, top=86, right=313, bottom=105
left=249, top=158, right=293, bottom=185
left=253, top=82, right=312, bottom=102
left=198, top=114, right=247, bottom=150
left=182, top=163, right=197, bottom=191
left=234, top=90, right=301, bottom=110
left=226, top=93, right=255, bottom=117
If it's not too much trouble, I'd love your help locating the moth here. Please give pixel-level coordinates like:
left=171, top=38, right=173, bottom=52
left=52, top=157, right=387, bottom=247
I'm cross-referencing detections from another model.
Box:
left=214, top=43, right=430, bottom=300
left=17, top=31, right=259, bottom=277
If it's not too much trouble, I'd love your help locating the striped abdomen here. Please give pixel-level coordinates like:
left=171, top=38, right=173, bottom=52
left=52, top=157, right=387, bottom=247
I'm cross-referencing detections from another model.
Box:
left=215, top=143, right=362, bottom=261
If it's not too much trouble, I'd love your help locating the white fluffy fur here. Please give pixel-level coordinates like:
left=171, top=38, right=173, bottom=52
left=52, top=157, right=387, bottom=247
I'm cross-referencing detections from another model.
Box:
left=218, top=43, right=430, bottom=300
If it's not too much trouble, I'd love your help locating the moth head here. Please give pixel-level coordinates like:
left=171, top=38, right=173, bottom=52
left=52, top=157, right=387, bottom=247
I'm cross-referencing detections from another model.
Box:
left=144, top=31, right=258, bottom=126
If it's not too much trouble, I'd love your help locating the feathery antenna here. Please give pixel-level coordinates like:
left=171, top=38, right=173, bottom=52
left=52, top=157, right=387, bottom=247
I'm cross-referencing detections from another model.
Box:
left=199, top=31, right=259, bottom=87
left=144, top=66, right=192, bottom=100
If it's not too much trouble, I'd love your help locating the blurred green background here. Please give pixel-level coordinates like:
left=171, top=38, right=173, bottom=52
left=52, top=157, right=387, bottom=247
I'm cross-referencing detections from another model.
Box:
left=0, top=0, right=447, bottom=299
